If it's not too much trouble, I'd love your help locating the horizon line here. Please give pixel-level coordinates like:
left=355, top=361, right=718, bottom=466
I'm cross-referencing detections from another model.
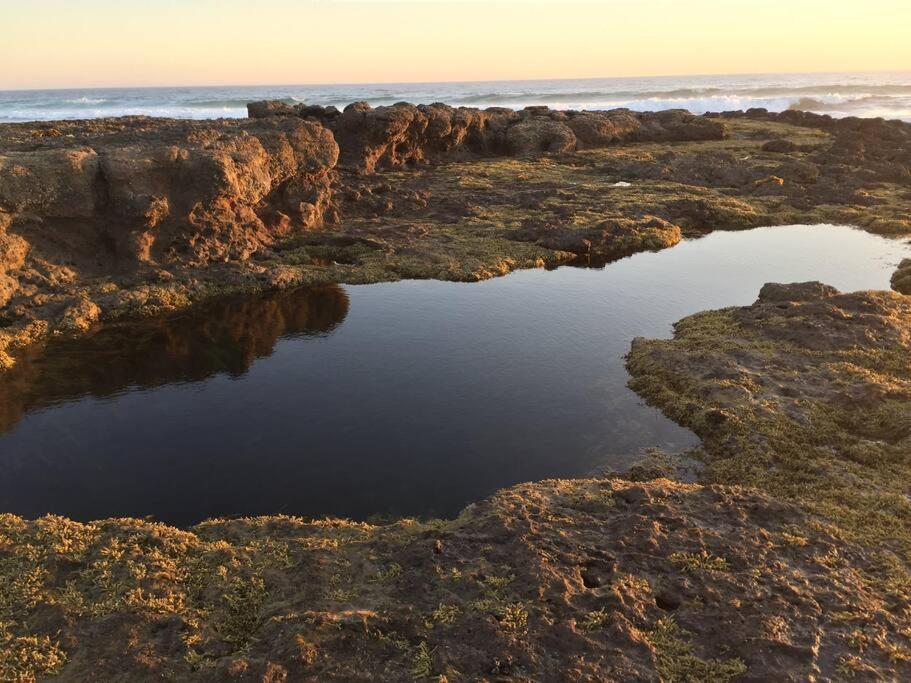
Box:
left=2, top=68, right=910, bottom=94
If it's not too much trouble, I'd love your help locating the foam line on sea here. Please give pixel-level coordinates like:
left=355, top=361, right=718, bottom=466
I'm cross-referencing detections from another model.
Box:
left=1, top=72, right=910, bottom=122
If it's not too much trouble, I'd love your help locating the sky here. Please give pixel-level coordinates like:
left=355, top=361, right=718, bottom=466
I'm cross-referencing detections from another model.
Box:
left=1, top=0, right=910, bottom=90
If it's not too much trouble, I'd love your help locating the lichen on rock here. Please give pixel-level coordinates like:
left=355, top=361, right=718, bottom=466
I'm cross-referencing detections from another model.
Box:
left=3, top=106, right=911, bottom=370
left=627, top=281, right=911, bottom=676
left=3, top=476, right=905, bottom=680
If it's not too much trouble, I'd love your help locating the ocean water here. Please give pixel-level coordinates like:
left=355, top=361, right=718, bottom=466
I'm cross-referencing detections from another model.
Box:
left=1, top=72, right=910, bottom=122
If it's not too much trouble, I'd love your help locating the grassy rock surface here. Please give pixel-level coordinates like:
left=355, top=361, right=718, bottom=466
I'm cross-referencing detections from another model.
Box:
left=628, top=282, right=911, bottom=679
left=4, top=108, right=911, bottom=679
left=3, top=476, right=906, bottom=681
left=2, top=110, right=911, bottom=370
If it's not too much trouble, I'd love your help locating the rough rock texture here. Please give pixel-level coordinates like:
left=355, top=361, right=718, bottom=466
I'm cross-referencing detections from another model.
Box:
left=4, top=106, right=911, bottom=680
left=2, top=109, right=911, bottom=372
left=3, top=476, right=907, bottom=681
left=0, top=116, right=338, bottom=269
left=248, top=100, right=724, bottom=173
left=720, top=108, right=911, bottom=182
left=891, top=258, right=911, bottom=294
left=509, top=215, right=682, bottom=258
left=627, top=282, right=911, bottom=677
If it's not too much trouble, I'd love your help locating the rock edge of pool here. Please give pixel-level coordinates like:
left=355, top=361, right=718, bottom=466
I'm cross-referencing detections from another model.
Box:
left=2, top=105, right=911, bottom=680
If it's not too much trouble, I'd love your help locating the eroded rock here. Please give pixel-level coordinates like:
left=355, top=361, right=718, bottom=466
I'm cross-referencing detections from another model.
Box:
left=891, top=258, right=911, bottom=294
left=0, top=116, right=339, bottom=272
left=627, top=283, right=911, bottom=680
left=2, top=476, right=905, bottom=681
left=251, top=100, right=725, bottom=173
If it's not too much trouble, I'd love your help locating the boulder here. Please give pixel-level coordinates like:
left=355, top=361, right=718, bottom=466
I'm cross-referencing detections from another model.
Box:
left=506, top=118, right=578, bottom=156
left=758, top=281, right=840, bottom=303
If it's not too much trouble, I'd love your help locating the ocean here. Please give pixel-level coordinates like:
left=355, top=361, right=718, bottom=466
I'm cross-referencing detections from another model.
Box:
left=1, top=72, right=910, bottom=122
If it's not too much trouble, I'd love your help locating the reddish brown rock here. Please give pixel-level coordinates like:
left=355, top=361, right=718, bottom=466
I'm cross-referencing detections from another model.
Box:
left=250, top=101, right=725, bottom=173
left=0, top=116, right=339, bottom=267
left=505, top=116, right=578, bottom=156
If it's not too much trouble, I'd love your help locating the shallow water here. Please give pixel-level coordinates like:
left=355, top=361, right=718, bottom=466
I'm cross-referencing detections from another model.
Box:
left=1, top=225, right=908, bottom=525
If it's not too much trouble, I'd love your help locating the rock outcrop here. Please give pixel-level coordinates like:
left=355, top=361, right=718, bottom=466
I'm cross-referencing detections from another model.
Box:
left=892, top=258, right=911, bottom=294
left=509, top=215, right=683, bottom=258
left=719, top=108, right=911, bottom=185
left=0, top=116, right=338, bottom=282
left=4, top=475, right=908, bottom=681
left=627, top=282, right=911, bottom=678
left=2, top=106, right=909, bottom=371
left=0, top=104, right=725, bottom=309
left=248, top=100, right=725, bottom=173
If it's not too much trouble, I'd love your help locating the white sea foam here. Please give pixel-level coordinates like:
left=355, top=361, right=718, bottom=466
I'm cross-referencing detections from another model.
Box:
left=2, top=73, right=910, bottom=122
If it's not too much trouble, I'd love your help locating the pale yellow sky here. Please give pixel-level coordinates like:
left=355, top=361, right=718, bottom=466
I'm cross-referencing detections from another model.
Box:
left=1, top=0, right=910, bottom=89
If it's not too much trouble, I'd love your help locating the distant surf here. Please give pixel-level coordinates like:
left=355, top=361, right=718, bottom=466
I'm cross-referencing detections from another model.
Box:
left=2, top=72, right=910, bottom=122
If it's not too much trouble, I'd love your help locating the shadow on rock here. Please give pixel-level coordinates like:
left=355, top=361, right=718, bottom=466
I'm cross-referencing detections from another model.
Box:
left=0, top=284, right=349, bottom=433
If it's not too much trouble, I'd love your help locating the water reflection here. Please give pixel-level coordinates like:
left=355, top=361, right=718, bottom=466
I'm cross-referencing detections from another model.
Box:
left=0, top=285, right=349, bottom=433
left=1, top=225, right=908, bottom=525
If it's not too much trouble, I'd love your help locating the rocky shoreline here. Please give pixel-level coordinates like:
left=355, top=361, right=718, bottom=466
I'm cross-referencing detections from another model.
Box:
left=2, top=105, right=911, bottom=680
left=3, top=282, right=911, bottom=680
left=2, top=103, right=910, bottom=369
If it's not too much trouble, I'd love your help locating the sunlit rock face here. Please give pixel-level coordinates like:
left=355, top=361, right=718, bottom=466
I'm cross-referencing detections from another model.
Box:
left=248, top=100, right=724, bottom=172
left=3, top=103, right=911, bottom=373
left=0, top=116, right=339, bottom=273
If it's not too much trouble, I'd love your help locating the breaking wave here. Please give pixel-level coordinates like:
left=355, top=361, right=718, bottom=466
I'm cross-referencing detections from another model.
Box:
left=2, top=73, right=910, bottom=122
left=186, top=97, right=300, bottom=109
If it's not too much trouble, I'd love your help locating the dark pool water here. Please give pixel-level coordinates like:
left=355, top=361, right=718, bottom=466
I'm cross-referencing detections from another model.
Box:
left=1, top=225, right=908, bottom=525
